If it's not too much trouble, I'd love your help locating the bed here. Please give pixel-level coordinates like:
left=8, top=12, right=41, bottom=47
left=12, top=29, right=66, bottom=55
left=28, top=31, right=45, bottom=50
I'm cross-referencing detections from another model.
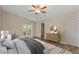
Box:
left=0, top=36, right=72, bottom=54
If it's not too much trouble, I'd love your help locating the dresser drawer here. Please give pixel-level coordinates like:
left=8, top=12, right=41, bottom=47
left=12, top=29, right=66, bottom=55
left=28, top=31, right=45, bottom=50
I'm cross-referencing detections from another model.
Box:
left=46, top=33, right=60, bottom=42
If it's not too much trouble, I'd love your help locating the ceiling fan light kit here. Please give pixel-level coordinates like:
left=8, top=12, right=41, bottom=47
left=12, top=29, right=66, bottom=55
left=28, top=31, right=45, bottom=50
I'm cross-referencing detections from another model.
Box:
left=28, top=5, right=47, bottom=15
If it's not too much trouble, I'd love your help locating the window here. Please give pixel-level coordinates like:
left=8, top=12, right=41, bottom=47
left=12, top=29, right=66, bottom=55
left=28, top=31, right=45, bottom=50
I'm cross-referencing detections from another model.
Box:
left=22, top=24, right=32, bottom=36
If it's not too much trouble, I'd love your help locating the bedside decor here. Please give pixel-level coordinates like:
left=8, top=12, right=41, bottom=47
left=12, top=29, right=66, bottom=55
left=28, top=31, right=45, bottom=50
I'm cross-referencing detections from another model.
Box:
left=0, top=31, right=12, bottom=40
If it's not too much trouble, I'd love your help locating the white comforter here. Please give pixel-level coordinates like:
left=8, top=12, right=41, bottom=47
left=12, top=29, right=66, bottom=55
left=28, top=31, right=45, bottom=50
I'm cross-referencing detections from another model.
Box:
left=0, top=39, right=31, bottom=54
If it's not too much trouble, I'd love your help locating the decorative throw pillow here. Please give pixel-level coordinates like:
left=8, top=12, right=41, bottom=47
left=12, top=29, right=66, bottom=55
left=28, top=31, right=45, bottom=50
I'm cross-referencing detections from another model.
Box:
left=2, top=39, right=15, bottom=49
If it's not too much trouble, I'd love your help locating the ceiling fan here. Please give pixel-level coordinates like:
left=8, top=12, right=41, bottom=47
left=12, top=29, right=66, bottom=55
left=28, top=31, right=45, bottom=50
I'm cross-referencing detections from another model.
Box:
left=28, top=5, right=47, bottom=15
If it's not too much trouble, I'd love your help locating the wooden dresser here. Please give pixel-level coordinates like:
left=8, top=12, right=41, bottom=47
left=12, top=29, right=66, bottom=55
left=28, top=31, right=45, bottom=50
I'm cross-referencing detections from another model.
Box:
left=46, top=33, right=60, bottom=42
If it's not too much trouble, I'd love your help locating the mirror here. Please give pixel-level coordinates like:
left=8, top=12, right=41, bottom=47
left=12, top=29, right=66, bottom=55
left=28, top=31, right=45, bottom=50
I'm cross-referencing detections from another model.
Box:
left=50, top=25, right=57, bottom=33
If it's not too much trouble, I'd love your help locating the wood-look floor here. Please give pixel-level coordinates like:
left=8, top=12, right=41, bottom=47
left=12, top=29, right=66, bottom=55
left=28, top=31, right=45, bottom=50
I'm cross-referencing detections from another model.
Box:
left=34, top=37, right=79, bottom=54
left=44, top=40, right=79, bottom=54
left=47, top=41, right=79, bottom=54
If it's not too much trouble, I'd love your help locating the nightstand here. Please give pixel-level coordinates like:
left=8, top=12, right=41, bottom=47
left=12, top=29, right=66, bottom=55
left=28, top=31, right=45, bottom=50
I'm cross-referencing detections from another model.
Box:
left=46, top=33, right=60, bottom=42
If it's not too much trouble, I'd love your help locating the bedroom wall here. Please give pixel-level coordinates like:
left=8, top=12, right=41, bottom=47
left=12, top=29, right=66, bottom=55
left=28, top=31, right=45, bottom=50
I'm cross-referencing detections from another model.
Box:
left=77, top=7, right=79, bottom=47
left=0, top=7, right=2, bottom=31
left=78, top=17, right=79, bottom=47
left=0, top=7, right=1, bottom=31
left=36, top=16, right=65, bottom=39
left=1, top=10, right=36, bottom=37
left=62, top=10, right=78, bottom=47
left=36, top=10, right=79, bottom=47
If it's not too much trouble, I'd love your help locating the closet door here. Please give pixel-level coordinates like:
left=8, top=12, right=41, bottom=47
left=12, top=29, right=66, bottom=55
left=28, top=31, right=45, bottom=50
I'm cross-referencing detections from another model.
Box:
left=41, top=23, right=44, bottom=39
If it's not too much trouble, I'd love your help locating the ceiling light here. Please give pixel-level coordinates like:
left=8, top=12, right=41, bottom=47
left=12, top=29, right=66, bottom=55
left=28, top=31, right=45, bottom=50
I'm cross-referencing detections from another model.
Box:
left=28, top=5, right=47, bottom=15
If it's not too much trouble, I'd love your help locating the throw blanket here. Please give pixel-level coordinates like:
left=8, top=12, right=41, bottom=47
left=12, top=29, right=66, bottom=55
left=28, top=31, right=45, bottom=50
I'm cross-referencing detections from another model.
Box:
left=20, top=37, right=45, bottom=54
left=0, top=37, right=45, bottom=54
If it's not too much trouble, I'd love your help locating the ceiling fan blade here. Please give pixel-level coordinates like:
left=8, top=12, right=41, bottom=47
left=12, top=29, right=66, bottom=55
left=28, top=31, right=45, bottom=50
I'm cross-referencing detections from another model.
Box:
left=28, top=10, right=34, bottom=12
left=36, top=5, right=40, bottom=8
left=41, top=6, right=47, bottom=10
left=41, top=11, right=46, bottom=13
left=32, top=5, right=36, bottom=8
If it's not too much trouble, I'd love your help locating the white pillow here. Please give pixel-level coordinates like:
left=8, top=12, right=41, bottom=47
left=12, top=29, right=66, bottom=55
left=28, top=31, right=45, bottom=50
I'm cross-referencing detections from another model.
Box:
left=2, top=39, right=15, bottom=49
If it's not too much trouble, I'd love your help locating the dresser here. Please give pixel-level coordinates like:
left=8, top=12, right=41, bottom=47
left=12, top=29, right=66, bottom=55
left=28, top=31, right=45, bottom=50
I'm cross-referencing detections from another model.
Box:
left=46, top=33, right=60, bottom=42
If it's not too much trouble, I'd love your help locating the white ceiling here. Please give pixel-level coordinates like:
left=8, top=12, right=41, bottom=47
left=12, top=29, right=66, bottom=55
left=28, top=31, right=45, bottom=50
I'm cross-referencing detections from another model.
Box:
left=1, top=5, right=78, bottom=22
